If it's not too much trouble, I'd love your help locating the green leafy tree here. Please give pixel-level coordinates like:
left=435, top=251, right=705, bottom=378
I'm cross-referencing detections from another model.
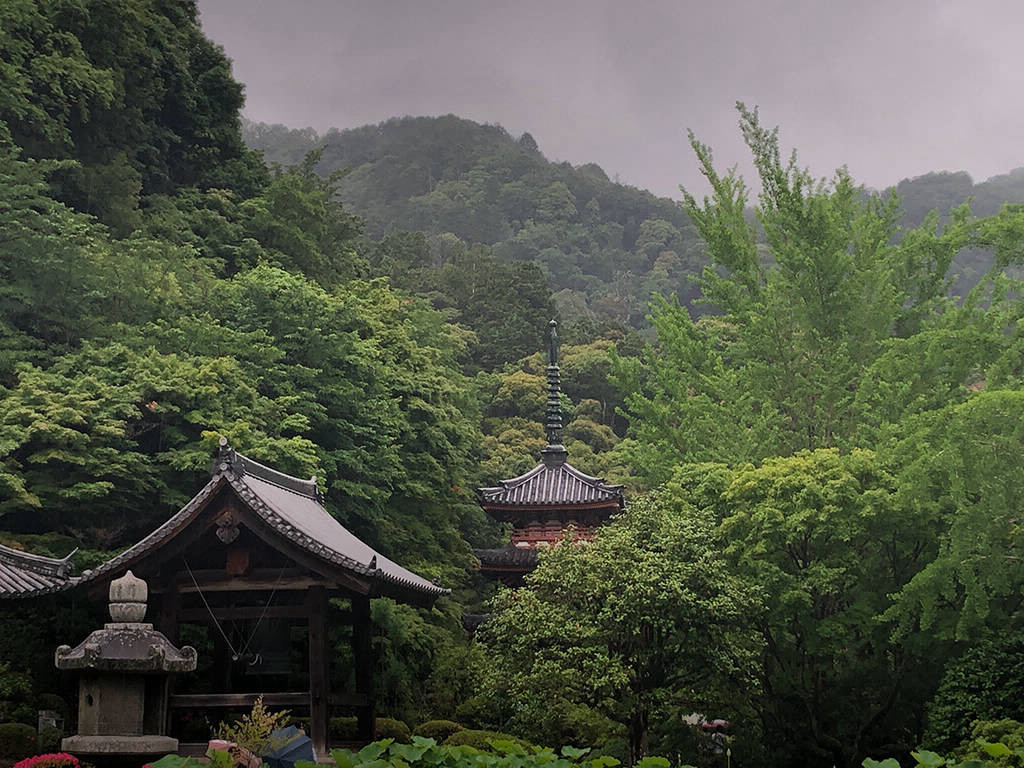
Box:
left=477, top=493, right=758, bottom=764
left=709, top=449, right=940, bottom=768
left=613, top=104, right=990, bottom=486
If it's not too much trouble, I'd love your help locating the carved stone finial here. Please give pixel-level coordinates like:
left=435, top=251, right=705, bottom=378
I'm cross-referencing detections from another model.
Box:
left=109, top=570, right=147, bottom=623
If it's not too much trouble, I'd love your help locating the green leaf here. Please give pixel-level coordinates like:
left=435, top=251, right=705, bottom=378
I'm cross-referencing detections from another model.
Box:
left=911, top=750, right=947, bottom=767
left=329, top=749, right=358, bottom=768
left=390, top=744, right=430, bottom=763
left=147, top=756, right=192, bottom=768
left=862, top=760, right=901, bottom=768
left=357, top=741, right=392, bottom=762
left=634, top=758, right=670, bottom=768
left=560, top=747, right=590, bottom=760
left=980, top=741, right=1013, bottom=758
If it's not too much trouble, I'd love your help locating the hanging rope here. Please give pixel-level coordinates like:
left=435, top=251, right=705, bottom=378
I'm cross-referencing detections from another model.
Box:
left=183, top=557, right=286, bottom=665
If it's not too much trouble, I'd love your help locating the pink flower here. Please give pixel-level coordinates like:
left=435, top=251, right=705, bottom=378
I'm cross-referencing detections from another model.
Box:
left=12, top=754, right=81, bottom=768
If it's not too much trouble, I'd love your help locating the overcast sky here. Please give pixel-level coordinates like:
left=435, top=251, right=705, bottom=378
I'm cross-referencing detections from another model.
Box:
left=198, top=0, right=1024, bottom=200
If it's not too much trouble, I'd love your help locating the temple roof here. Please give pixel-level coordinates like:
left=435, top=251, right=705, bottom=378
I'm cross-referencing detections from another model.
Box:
left=476, top=320, right=625, bottom=513
left=478, top=461, right=624, bottom=509
left=76, top=440, right=448, bottom=606
left=474, top=546, right=540, bottom=569
left=0, top=543, right=74, bottom=598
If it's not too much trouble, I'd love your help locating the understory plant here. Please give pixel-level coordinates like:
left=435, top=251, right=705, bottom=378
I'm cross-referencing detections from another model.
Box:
left=298, top=737, right=676, bottom=768
left=215, top=696, right=292, bottom=756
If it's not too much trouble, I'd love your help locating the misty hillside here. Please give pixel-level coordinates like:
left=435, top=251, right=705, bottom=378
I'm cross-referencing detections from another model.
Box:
left=887, top=169, right=1024, bottom=294
left=244, top=117, right=1024, bottom=325
left=244, top=116, right=705, bottom=334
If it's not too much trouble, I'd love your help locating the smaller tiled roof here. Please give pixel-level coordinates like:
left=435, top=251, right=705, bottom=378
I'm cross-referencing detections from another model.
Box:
left=478, top=461, right=624, bottom=509
left=79, top=441, right=448, bottom=606
left=474, top=546, right=540, bottom=569
left=0, top=543, right=74, bottom=598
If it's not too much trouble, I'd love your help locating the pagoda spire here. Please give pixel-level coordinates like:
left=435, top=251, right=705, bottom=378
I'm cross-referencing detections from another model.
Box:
left=541, top=319, right=567, bottom=466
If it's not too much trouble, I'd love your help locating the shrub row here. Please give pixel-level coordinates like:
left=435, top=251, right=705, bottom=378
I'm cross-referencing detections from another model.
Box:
left=0, top=723, right=38, bottom=759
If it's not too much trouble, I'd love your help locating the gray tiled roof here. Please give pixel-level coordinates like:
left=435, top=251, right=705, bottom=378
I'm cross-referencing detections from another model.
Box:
left=78, top=445, right=447, bottom=605
left=0, top=543, right=74, bottom=598
left=478, top=460, right=624, bottom=508
left=474, top=546, right=540, bottom=569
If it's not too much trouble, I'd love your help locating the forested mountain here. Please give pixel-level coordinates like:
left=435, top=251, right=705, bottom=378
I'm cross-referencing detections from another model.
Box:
left=246, top=119, right=1024, bottom=328
left=244, top=117, right=704, bottom=335
left=890, top=169, right=1024, bottom=294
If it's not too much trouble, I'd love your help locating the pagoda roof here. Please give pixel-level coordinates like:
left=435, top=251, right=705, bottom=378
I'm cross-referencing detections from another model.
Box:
left=76, top=442, right=448, bottom=606
left=478, top=460, right=625, bottom=510
left=0, top=543, right=74, bottom=598
left=474, top=546, right=540, bottom=569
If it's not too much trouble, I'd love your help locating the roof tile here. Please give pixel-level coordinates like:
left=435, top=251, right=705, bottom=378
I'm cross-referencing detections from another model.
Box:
left=478, top=461, right=624, bottom=508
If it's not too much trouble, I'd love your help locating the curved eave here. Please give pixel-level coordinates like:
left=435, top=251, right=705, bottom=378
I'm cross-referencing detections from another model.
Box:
left=474, top=546, right=540, bottom=569
left=0, top=543, right=76, bottom=599
left=229, top=475, right=448, bottom=607
left=479, top=500, right=622, bottom=525
left=74, top=475, right=226, bottom=589
left=74, top=473, right=448, bottom=607
left=477, top=460, right=625, bottom=510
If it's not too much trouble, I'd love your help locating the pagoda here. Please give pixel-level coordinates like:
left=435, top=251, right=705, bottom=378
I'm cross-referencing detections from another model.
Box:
left=474, top=321, right=625, bottom=585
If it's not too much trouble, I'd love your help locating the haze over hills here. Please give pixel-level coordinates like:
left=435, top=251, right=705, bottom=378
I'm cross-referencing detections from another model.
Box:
left=244, top=116, right=1024, bottom=326
left=245, top=115, right=703, bottom=336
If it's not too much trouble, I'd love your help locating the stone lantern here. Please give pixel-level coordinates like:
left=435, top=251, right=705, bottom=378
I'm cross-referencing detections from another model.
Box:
left=55, top=570, right=197, bottom=758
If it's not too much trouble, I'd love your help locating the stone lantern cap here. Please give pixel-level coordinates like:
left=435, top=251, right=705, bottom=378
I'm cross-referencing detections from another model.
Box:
left=55, top=570, right=196, bottom=673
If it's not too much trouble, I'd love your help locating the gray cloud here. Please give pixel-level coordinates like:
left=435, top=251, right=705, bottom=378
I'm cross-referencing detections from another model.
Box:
left=199, top=0, right=1024, bottom=199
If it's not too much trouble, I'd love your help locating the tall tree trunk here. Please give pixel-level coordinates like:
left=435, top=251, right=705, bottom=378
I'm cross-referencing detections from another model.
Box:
left=629, top=708, right=649, bottom=766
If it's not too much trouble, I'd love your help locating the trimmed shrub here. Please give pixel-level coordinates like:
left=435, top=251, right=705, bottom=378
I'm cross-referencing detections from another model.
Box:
left=414, top=721, right=462, bottom=743
left=0, top=724, right=38, bottom=759
left=329, top=717, right=358, bottom=741
left=442, top=729, right=530, bottom=751
left=8, top=706, right=35, bottom=727
left=37, top=726, right=62, bottom=754
left=374, top=719, right=410, bottom=744
left=328, top=717, right=411, bottom=743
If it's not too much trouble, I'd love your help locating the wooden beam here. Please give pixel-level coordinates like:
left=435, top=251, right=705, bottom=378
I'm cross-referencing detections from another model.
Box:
left=352, top=596, right=374, bottom=741
left=169, top=692, right=311, bottom=708
left=230, top=502, right=374, bottom=597
left=156, top=576, right=330, bottom=594
left=308, top=586, right=329, bottom=760
left=178, top=604, right=310, bottom=622
left=171, top=567, right=306, bottom=584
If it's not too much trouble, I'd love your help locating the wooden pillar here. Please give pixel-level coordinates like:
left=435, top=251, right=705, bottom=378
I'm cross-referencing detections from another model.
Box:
left=352, top=595, right=374, bottom=742
left=157, top=582, right=180, bottom=643
left=308, top=586, right=330, bottom=759
left=158, top=583, right=180, bottom=736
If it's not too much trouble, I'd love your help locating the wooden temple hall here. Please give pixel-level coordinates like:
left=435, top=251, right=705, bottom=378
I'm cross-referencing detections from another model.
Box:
left=474, top=321, right=625, bottom=585
left=0, top=439, right=447, bottom=757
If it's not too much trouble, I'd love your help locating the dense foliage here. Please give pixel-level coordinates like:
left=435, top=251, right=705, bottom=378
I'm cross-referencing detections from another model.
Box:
left=7, top=5, right=1024, bottom=768
left=476, top=493, right=757, bottom=764
left=244, top=117, right=703, bottom=338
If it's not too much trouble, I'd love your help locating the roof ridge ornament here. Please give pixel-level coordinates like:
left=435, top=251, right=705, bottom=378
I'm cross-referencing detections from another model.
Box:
left=213, top=436, right=238, bottom=478
left=213, top=438, right=322, bottom=500
left=540, top=319, right=568, bottom=467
